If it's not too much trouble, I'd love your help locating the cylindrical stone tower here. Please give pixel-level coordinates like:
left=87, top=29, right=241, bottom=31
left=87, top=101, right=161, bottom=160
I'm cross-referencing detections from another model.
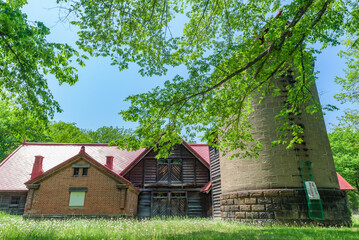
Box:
left=218, top=72, right=351, bottom=226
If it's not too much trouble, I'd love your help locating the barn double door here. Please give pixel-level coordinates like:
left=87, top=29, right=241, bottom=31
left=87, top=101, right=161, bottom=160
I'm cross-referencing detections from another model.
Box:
left=151, top=192, right=186, bottom=218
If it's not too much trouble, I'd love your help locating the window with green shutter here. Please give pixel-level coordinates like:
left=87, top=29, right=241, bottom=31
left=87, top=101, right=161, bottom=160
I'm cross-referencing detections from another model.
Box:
left=69, top=192, right=86, bottom=207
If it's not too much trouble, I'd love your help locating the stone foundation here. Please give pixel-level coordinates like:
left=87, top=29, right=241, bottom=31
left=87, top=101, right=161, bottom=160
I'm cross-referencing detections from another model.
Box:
left=220, top=188, right=351, bottom=226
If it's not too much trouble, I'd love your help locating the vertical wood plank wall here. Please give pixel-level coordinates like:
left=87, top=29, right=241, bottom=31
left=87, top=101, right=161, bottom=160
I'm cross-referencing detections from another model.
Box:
left=124, top=144, right=211, bottom=218
left=209, top=146, right=222, bottom=219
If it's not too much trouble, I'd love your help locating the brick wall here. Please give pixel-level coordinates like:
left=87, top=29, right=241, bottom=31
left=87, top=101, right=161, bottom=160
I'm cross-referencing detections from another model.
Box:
left=24, top=158, right=139, bottom=217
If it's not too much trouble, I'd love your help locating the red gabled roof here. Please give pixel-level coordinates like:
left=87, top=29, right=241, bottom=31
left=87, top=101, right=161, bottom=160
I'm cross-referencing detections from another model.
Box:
left=24, top=147, right=140, bottom=191
left=337, top=172, right=355, bottom=191
left=186, top=143, right=210, bottom=166
left=0, top=142, right=210, bottom=191
left=0, top=143, right=144, bottom=191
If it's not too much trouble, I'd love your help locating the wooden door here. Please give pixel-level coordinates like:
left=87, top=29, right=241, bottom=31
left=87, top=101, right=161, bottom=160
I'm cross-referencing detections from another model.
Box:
left=152, top=192, right=168, bottom=218
left=170, top=192, right=186, bottom=217
left=151, top=192, right=187, bottom=217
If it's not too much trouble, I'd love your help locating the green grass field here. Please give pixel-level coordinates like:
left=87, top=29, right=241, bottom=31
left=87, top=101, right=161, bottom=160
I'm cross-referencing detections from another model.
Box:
left=0, top=212, right=358, bottom=240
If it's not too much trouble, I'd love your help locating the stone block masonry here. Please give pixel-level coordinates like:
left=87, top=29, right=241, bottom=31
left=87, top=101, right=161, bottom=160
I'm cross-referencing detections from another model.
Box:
left=220, top=189, right=351, bottom=226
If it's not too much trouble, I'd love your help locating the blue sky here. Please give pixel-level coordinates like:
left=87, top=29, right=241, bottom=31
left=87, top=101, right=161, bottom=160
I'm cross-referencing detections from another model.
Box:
left=22, top=0, right=351, bottom=133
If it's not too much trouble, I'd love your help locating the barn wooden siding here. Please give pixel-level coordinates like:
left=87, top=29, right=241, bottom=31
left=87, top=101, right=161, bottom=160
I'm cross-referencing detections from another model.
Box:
left=0, top=192, right=27, bottom=215
left=124, top=144, right=211, bottom=218
left=209, top=146, right=222, bottom=219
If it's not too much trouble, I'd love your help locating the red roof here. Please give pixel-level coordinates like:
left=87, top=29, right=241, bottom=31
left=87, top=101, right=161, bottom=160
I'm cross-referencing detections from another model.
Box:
left=0, top=142, right=209, bottom=191
left=184, top=143, right=209, bottom=165
left=24, top=147, right=140, bottom=192
left=337, top=172, right=355, bottom=191
left=200, top=181, right=212, bottom=192
left=0, top=143, right=144, bottom=191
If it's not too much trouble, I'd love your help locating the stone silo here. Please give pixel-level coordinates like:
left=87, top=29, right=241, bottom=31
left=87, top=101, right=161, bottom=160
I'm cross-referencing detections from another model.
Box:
left=212, top=71, right=351, bottom=226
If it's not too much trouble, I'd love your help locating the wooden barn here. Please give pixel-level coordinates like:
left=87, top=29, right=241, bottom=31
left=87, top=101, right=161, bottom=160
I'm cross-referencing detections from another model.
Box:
left=122, top=143, right=212, bottom=218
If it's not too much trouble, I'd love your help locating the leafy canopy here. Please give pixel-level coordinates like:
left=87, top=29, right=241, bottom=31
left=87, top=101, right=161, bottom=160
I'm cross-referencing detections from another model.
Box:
left=87, top=126, right=133, bottom=144
left=57, top=1, right=359, bottom=156
left=0, top=100, right=132, bottom=161
left=328, top=128, right=359, bottom=208
left=335, top=39, right=359, bottom=105
left=0, top=1, right=87, bottom=120
left=334, top=39, right=359, bottom=133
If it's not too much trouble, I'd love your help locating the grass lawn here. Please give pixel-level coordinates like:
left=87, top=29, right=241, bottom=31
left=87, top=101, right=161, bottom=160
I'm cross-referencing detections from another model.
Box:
left=0, top=212, right=358, bottom=240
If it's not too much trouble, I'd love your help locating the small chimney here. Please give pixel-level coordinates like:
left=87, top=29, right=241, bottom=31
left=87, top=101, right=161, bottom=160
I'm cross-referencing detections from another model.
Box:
left=31, top=156, right=44, bottom=180
left=106, top=156, right=114, bottom=170
left=80, top=146, right=85, bottom=153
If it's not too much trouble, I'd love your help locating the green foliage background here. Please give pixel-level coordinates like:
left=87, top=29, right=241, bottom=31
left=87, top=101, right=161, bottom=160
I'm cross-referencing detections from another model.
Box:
left=328, top=128, right=359, bottom=210
left=0, top=100, right=129, bottom=161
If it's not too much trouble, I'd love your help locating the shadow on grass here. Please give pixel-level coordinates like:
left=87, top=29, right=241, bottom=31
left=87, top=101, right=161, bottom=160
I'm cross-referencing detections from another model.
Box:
left=159, top=228, right=359, bottom=240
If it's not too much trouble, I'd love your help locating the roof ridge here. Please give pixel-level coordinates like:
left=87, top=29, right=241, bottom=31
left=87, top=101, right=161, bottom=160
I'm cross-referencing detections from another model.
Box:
left=23, top=142, right=208, bottom=147
left=23, top=142, right=111, bottom=147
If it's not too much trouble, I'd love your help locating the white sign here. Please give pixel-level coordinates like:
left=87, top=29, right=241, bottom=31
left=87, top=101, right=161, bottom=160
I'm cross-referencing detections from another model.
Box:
left=305, top=181, right=320, bottom=200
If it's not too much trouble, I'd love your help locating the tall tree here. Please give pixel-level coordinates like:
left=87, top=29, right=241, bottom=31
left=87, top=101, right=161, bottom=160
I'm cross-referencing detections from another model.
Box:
left=0, top=99, right=91, bottom=160
left=328, top=128, right=359, bottom=209
left=56, top=0, right=359, bottom=156
left=0, top=0, right=86, bottom=120
left=44, top=122, right=91, bottom=143
left=0, top=99, right=48, bottom=160
left=0, top=100, right=132, bottom=161
left=87, top=126, right=132, bottom=144
left=331, top=38, right=359, bottom=209
left=334, top=39, right=359, bottom=131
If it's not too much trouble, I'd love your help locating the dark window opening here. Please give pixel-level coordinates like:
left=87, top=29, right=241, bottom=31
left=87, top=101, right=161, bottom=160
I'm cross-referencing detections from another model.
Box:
left=82, top=168, right=88, bottom=176
left=158, top=159, right=167, bottom=164
left=172, top=192, right=186, bottom=198
left=172, top=159, right=181, bottom=164
left=153, top=192, right=168, bottom=198
left=73, top=168, right=80, bottom=176
left=10, top=196, right=20, bottom=205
